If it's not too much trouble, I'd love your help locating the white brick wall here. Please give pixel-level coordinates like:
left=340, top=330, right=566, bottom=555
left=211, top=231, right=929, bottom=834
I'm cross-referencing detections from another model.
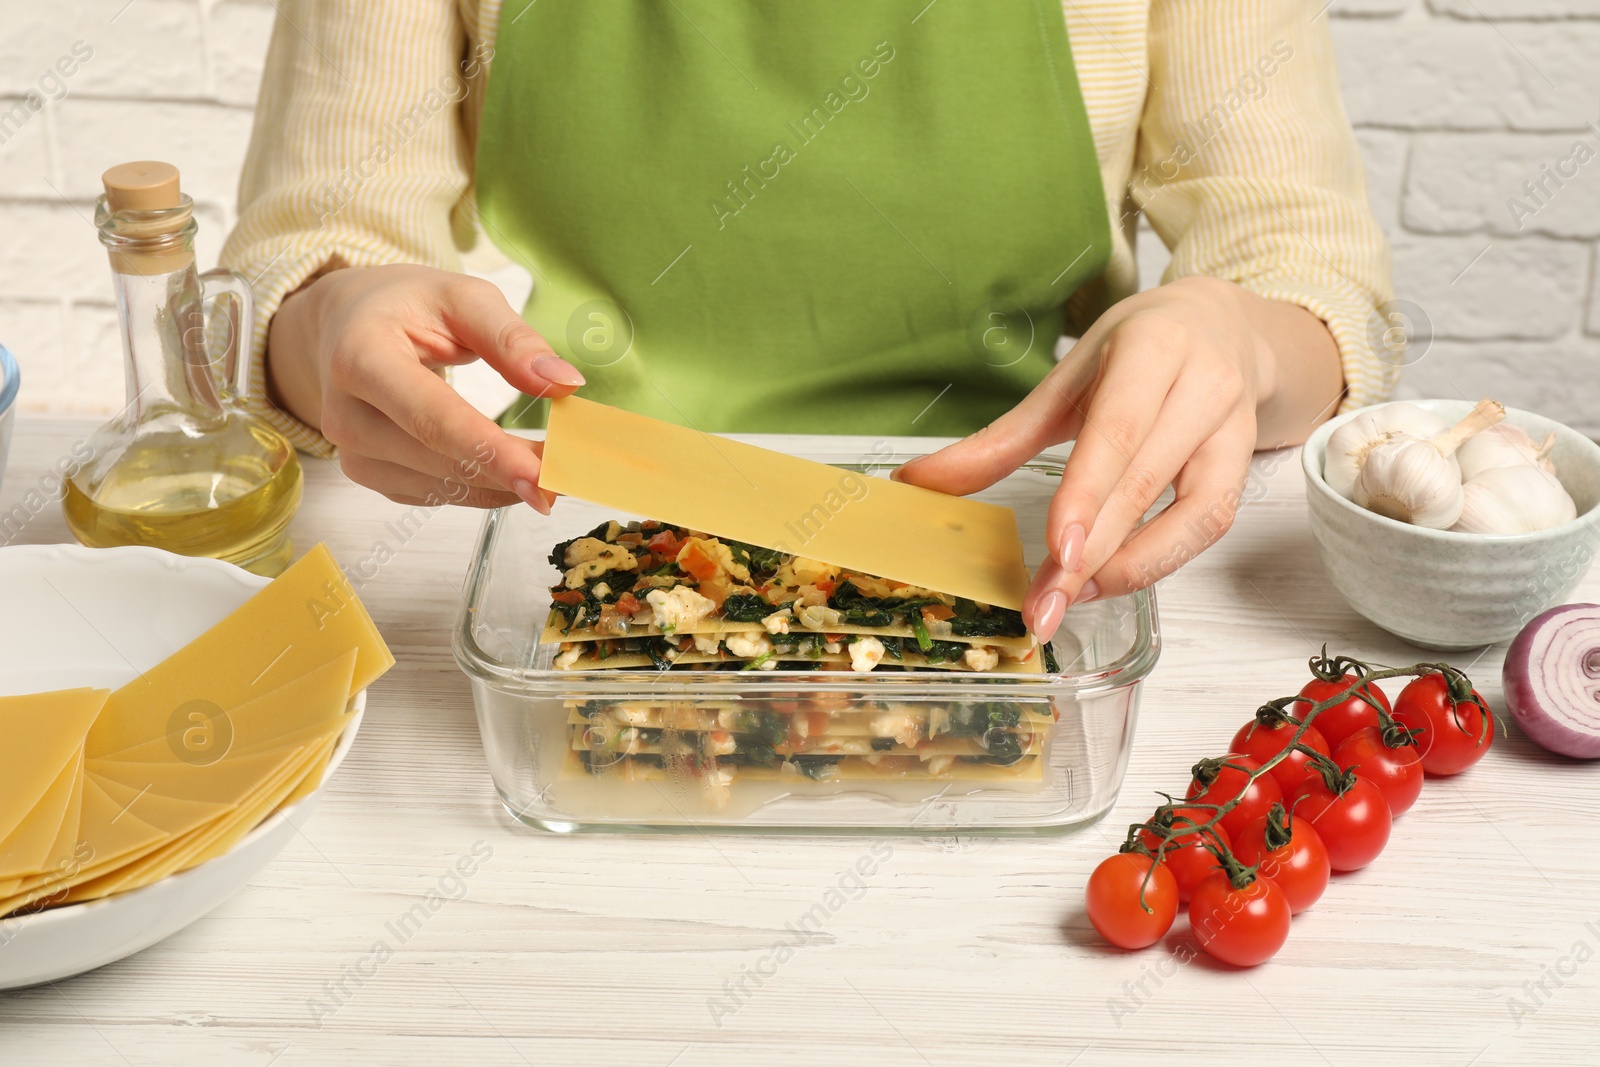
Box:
left=1, top=1, right=1596, bottom=436
left=0, top=0, right=251, bottom=415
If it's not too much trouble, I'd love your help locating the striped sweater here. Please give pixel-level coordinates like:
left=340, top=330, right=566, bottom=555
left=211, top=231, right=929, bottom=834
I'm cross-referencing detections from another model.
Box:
left=221, top=0, right=1395, bottom=456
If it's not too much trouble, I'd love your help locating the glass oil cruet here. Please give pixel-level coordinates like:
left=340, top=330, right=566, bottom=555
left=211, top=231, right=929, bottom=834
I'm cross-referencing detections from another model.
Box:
left=62, top=161, right=302, bottom=576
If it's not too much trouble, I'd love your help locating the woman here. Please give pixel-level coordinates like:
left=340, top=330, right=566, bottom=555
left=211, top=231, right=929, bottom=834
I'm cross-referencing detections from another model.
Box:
left=222, top=0, right=1393, bottom=637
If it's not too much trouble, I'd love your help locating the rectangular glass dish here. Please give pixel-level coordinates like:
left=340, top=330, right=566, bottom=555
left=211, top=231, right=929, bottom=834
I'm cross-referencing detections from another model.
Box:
left=452, top=444, right=1159, bottom=834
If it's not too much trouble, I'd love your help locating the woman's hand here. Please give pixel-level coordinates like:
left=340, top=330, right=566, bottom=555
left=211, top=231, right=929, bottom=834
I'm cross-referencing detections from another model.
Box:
left=266, top=263, right=585, bottom=510
left=895, top=276, right=1344, bottom=637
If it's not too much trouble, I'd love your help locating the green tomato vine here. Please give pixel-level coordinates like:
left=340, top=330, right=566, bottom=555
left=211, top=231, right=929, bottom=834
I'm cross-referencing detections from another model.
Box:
left=1118, top=648, right=1490, bottom=909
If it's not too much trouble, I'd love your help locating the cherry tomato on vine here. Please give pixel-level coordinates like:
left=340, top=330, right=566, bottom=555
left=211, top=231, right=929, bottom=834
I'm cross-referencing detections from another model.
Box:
left=1292, top=674, right=1392, bottom=750
left=1085, top=852, right=1179, bottom=950
left=1332, top=726, right=1424, bottom=816
left=1389, top=673, right=1495, bottom=777
left=1188, top=870, right=1293, bottom=967
left=1231, top=805, right=1330, bottom=915
left=1138, top=806, right=1231, bottom=904
left=1290, top=768, right=1391, bottom=871
left=1230, top=717, right=1332, bottom=793
left=1186, top=755, right=1283, bottom=839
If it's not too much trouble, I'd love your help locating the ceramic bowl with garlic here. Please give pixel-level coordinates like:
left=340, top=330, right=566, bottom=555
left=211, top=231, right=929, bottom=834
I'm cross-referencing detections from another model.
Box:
left=1303, top=398, right=1600, bottom=650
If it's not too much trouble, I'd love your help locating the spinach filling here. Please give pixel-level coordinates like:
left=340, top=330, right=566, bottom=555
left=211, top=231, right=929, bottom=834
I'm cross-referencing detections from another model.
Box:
left=940, top=704, right=1029, bottom=765
left=645, top=639, right=676, bottom=672
left=921, top=640, right=969, bottom=664
left=549, top=569, right=646, bottom=630
left=578, top=749, right=666, bottom=773
left=739, top=652, right=776, bottom=671
left=550, top=595, right=593, bottom=631
left=974, top=731, right=1025, bottom=765
left=733, top=710, right=789, bottom=748
left=946, top=598, right=1028, bottom=639
left=909, top=613, right=933, bottom=651
left=725, top=742, right=781, bottom=768
left=771, top=633, right=828, bottom=659
left=792, top=755, right=844, bottom=780
left=943, top=703, right=1024, bottom=737
left=726, top=540, right=785, bottom=582
left=548, top=519, right=619, bottom=571
left=720, top=594, right=772, bottom=623
left=828, top=580, right=941, bottom=628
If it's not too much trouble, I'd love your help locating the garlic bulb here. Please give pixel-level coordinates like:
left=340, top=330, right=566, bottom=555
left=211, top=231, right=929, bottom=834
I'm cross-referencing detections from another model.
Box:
left=1349, top=397, right=1506, bottom=529
left=1455, top=424, right=1558, bottom=483
left=1353, top=435, right=1466, bottom=528
left=1452, top=465, right=1577, bottom=535
left=1324, top=402, right=1453, bottom=499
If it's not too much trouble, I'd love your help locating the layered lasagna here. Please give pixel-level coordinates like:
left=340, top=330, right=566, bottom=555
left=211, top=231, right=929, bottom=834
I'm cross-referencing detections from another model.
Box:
left=541, top=518, right=1058, bottom=804
left=566, top=697, right=1056, bottom=806
left=542, top=519, right=1054, bottom=674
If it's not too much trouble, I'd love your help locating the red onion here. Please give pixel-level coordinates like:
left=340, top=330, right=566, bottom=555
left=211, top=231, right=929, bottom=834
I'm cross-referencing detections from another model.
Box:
left=1503, top=604, right=1600, bottom=759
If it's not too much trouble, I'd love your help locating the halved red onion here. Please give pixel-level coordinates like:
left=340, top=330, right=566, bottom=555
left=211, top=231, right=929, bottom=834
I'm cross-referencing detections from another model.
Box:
left=1503, top=604, right=1600, bottom=759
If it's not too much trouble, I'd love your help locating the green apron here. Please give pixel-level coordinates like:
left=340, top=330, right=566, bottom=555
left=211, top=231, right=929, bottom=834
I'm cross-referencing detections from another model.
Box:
left=478, top=0, right=1111, bottom=436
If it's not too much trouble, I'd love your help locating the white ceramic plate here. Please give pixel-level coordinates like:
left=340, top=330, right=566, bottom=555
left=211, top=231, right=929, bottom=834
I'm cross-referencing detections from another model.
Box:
left=0, top=544, right=365, bottom=989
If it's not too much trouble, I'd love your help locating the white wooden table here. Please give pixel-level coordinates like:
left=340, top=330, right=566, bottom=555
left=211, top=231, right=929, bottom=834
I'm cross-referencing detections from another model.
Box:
left=1, top=416, right=1596, bottom=1067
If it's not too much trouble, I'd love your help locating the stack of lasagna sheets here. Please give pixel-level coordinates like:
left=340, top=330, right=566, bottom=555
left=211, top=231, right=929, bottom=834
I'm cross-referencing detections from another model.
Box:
left=541, top=519, right=1059, bottom=797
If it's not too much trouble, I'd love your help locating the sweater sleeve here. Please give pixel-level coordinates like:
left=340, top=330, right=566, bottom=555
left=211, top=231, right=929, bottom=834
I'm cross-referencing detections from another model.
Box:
left=218, top=0, right=496, bottom=456
left=1135, top=0, right=1399, bottom=414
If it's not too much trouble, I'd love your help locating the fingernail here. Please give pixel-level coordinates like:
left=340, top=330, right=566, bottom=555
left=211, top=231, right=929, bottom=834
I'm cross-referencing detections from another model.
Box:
left=1075, top=578, right=1100, bottom=605
left=1056, top=523, right=1086, bottom=571
left=1032, top=590, right=1067, bottom=639
left=513, top=478, right=551, bottom=515
left=534, top=356, right=586, bottom=387
left=888, top=467, right=906, bottom=483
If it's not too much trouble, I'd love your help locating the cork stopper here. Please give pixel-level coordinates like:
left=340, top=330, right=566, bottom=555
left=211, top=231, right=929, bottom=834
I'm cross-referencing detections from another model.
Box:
left=99, top=161, right=194, bottom=276
left=103, top=161, right=182, bottom=213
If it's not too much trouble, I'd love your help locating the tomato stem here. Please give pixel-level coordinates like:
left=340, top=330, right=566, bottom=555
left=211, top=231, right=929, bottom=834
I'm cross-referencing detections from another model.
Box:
left=1303, top=757, right=1357, bottom=797
left=1262, top=803, right=1293, bottom=852
left=1377, top=718, right=1419, bottom=750
left=1252, top=698, right=1300, bottom=728
left=1214, top=846, right=1258, bottom=890
left=1431, top=664, right=1495, bottom=747
left=1302, top=748, right=1343, bottom=781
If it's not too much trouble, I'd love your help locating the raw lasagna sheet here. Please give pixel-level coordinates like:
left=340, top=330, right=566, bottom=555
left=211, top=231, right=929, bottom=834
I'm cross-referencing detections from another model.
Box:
left=542, top=616, right=1036, bottom=651
left=561, top=748, right=1045, bottom=783
left=550, top=648, right=1045, bottom=674
left=570, top=733, right=1045, bottom=760
left=539, top=397, right=1032, bottom=609
left=564, top=706, right=1058, bottom=735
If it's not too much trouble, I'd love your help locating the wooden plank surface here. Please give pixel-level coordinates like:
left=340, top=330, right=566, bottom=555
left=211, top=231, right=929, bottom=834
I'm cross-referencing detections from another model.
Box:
left=1, top=416, right=1596, bottom=1067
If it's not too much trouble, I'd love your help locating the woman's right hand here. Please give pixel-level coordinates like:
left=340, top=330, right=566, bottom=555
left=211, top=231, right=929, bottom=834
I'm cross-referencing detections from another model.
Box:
left=265, top=263, right=585, bottom=511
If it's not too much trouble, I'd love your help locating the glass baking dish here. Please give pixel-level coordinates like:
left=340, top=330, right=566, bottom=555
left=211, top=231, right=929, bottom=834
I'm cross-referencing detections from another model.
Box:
left=452, top=442, right=1159, bottom=834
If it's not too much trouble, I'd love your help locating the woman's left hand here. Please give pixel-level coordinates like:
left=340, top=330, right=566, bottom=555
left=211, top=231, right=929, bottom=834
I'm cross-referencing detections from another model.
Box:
left=894, top=275, right=1344, bottom=638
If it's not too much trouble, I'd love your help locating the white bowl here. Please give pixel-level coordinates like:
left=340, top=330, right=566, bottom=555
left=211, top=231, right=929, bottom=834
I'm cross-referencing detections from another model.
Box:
left=0, top=344, right=18, bottom=497
left=0, top=544, right=365, bottom=989
left=1303, top=399, right=1600, bottom=650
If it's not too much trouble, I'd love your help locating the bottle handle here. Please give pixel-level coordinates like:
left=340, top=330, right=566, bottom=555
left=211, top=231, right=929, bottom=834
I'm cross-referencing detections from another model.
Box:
left=198, top=268, right=256, bottom=397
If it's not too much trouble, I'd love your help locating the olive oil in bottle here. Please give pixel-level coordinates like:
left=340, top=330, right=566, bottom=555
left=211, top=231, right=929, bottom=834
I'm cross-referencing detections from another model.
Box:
left=63, top=162, right=301, bottom=575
